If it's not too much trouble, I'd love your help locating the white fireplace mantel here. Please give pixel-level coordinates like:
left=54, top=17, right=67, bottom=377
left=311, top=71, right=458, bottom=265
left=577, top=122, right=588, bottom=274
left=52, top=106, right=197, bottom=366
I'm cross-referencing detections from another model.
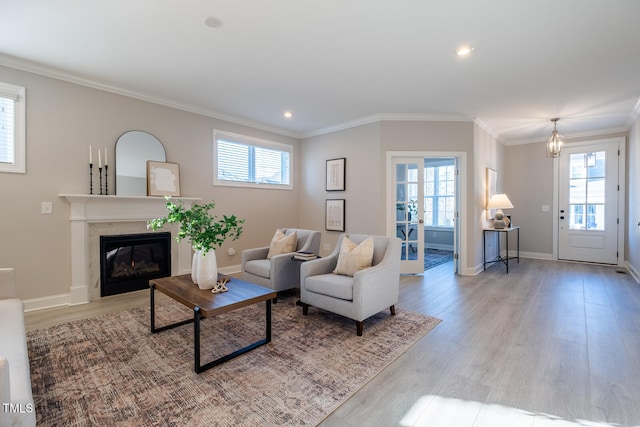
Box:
left=60, top=194, right=200, bottom=305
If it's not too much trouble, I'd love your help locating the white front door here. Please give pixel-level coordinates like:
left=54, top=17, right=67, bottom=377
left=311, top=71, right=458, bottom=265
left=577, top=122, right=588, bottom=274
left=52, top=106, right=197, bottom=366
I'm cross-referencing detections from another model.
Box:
left=393, top=159, right=425, bottom=274
left=558, top=140, right=620, bottom=264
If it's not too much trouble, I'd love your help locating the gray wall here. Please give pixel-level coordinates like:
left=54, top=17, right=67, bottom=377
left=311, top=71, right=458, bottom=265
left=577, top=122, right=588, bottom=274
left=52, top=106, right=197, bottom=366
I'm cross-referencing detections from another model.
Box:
left=300, top=120, right=503, bottom=273
left=504, top=142, right=554, bottom=255
left=505, top=130, right=629, bottom=259
left=2, top=63, right=637, bottom=301
left=0, top=65, right=300, bottom=300
left=298, top=122, right=384, bottom=254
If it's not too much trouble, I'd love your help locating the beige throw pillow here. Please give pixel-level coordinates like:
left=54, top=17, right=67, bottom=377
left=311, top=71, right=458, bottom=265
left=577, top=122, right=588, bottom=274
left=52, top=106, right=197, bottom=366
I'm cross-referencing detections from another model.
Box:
left=266, top=229, right=297, bottom=259
left=333, top=236, right=374, bottom=276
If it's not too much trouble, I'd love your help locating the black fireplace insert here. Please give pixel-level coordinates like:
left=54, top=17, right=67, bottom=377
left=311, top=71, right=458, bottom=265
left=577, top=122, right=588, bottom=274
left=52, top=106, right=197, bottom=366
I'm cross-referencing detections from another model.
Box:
left=100, top=232, right=171, bottom=297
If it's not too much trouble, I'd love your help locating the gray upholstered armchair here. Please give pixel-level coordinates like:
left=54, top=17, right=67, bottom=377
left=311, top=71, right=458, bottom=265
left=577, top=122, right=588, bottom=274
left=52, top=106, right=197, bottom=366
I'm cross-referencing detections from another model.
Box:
left=241, top=228, right=321, bottom=296
left=300, top=233, right=401, bottom=336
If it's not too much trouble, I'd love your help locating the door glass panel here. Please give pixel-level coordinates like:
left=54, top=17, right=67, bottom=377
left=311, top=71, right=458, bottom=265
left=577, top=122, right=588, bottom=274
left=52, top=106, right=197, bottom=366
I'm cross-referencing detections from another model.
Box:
left=587, top=178, right=605, bottom=203
left=396, top=163, right=419, bottom=261
left=569, top=205, right=584, bottom=229
left=567, top=151, right=606, bottom=231
left=569, top=179, right=586, bottom=203
left=570, top=154, right=587, bottom=178
left=396, top=183, right=406, bottom=202
left=587, top=204, right=605, bottom=230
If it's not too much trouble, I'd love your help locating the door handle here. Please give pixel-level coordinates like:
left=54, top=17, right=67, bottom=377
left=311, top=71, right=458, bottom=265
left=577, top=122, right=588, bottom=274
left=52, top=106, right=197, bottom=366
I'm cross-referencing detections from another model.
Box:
left=560, top=216, right=565, bottom=220
left=418, top=219, right=424, bottom=224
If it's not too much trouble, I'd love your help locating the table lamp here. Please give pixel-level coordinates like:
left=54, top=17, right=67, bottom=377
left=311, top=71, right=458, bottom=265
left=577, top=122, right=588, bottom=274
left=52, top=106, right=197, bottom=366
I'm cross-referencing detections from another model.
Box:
left=487, top=193, right=513, bottom=229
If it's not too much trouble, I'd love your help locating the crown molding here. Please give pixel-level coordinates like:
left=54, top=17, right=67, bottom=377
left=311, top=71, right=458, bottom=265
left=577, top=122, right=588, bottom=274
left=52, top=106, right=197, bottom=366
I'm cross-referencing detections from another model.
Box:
left=3, top=53, right=636, bottom=144
left=302, top=113, right=477, bottom=139
left=0, top=54, right=301, bottom=140
left=502, top=126, right=630, bottom=146
left=625, top=96, right=640, bottom=129
left=473, top=117, right=504, bottom=144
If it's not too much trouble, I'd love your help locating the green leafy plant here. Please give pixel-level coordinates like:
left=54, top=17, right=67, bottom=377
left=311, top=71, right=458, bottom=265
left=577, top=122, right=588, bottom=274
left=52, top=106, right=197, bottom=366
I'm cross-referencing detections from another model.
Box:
left=148, top=197, right=244, bottom=254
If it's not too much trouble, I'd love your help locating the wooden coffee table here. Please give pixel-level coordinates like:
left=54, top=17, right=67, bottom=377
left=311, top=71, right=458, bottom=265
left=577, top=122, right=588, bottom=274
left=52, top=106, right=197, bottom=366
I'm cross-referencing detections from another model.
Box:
left=149, top=274, right=277, bottom=373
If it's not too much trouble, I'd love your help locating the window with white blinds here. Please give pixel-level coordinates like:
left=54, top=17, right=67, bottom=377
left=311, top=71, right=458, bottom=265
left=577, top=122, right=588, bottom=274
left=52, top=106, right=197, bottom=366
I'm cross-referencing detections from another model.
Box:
left=0, top=82, right=26, bottom=174
left=214, top=131, right=292, bottom=190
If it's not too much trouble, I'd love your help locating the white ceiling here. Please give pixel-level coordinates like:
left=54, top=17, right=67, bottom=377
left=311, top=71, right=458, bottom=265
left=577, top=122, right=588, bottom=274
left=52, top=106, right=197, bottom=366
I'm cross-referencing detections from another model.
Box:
left=2, top=0, right=640, bottom=143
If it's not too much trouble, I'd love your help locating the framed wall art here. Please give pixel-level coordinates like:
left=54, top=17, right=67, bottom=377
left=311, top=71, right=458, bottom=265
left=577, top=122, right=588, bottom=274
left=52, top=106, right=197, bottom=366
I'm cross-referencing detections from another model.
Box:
left=326, top=157, right=346, bottom=191
left=486, top=167, right=497, bottom=219
left=147, top=161, right=181, bottom=197
left=325, top=199, right=345, bottom=232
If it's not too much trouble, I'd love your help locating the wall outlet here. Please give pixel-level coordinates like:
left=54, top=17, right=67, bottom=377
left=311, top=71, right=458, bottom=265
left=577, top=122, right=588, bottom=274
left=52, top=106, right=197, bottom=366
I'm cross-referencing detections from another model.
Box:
left=541, top=205, right=550, bottom=212
left=227, top=247, right=236, bottom=256
left=41, top=202, right=53, bottom=214
left=323, top=243, right=331, bottom=251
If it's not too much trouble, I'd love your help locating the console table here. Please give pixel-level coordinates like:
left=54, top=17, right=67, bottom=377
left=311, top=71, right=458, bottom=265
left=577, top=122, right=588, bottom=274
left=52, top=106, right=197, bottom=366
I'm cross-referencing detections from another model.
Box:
left=483, top=226, right=520, bottom=273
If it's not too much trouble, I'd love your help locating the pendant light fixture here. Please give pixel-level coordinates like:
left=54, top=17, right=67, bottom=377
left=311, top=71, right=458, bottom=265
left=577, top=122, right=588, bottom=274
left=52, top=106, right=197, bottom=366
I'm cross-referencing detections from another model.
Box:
left=546, top=118, right=563, bottom=158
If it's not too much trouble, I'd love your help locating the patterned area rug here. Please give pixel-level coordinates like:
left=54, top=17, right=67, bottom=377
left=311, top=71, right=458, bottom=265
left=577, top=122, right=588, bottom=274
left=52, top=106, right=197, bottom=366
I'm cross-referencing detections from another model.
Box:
left=27, top=295, right=440, bottom=426
left=424, top=248, right=454, bottom=270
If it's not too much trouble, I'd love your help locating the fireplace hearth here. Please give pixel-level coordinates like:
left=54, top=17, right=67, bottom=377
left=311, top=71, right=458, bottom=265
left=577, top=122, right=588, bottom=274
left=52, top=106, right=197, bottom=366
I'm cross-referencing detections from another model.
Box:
left=100, top=232, right=171, bottom=297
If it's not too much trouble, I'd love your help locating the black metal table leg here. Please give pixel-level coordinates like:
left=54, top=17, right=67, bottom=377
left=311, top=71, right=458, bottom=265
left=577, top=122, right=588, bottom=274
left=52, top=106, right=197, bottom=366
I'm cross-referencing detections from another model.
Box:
left=517, top=227, right=520, bottom=264
left=483, top=231, right=487, bottom=270
left=194, top=306, right=201, bottom=373
left=150, top=285, right=194, bottom=334
left=150, top=283, right=156, bottom=332
left=194, top=300, right=273, bottom=374
left=266, top=299, right=272, bottom=342
left=506, top=230, right=509, bottom=273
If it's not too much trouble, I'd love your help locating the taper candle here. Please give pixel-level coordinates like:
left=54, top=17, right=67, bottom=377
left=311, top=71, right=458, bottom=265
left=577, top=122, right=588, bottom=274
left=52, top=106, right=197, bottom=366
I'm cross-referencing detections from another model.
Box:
left=98, top=150, right=101, bottom=168
left=89, top=145, right=92, bottom=164
left=104, top=147, right=108, bottom=166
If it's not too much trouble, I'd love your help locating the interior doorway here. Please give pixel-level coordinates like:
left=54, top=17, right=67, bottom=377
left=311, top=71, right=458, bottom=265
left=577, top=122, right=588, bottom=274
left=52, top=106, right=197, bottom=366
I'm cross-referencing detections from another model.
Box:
left=387, top=152, right=465, bottom=275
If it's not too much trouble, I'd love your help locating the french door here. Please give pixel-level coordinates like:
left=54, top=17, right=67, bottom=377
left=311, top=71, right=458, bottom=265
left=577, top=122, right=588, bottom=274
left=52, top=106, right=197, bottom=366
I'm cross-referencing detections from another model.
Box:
left=393, top=159, right=425, bottom=273
left=388, top=152, right=464, bottom=274
left=558, top=139, right=621, bottom=264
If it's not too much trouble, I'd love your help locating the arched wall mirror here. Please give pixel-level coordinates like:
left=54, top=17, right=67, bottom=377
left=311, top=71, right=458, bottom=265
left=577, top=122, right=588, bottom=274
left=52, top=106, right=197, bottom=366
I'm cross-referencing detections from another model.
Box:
left=115, top=131, right=166, bottom=196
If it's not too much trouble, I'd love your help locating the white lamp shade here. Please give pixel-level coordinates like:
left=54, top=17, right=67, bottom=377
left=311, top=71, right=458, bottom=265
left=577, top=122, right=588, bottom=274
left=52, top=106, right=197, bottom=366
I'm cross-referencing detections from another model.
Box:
left=487, top=193, right=514, bottom=210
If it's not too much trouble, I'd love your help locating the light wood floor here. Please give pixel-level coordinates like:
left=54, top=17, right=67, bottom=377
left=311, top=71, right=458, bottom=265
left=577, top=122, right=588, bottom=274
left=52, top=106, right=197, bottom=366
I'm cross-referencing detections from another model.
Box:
left=25, top=259, right=640, bottom=427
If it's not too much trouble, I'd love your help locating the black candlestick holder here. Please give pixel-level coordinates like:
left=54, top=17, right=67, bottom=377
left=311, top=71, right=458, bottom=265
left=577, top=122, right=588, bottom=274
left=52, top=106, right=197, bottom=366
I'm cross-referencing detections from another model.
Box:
left=99, top=166, right=103, bottom=195
left=104, top=165, right=109, bottom=195
left=89, top=163, right=93, bottom=195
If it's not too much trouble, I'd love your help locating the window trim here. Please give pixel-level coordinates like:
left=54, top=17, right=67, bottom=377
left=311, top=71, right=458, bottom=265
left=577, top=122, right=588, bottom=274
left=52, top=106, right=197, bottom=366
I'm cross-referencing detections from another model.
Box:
left=213, top=130, right=293, bottom=190
left=0, top=82, right=26, bottom=174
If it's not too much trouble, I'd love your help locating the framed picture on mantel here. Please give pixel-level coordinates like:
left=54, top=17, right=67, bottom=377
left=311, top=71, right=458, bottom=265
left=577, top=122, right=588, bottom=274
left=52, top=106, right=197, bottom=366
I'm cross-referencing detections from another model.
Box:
left=486, top=167, right=497, bottom=219
left=147, top=161, right=181, bottom=197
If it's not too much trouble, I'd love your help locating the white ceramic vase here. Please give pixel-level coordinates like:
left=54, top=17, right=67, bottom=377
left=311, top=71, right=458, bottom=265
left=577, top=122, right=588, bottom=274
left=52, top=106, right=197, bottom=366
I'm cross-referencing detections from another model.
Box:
left=191, top=249, right=218, bottom=290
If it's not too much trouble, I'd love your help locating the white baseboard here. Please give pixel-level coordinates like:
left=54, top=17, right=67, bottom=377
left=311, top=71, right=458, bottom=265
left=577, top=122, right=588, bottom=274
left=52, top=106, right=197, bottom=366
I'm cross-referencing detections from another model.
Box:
left=23, top=264, right=244, bottom=313
left=219, top=264, right=241, bottom=275
left=626, top=262, right=640, bottom=284
left=518, top=251, right=554, bottom=260
left=24, top=293, right=71, bottom=312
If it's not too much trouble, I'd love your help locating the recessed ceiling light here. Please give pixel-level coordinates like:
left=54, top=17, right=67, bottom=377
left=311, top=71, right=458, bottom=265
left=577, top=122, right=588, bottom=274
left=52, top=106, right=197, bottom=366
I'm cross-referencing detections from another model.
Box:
left=284, top=111, right=293, bottom=119
left=204, top=16, right=222, bottom=28
left=456, top=46, right=474, bottom=56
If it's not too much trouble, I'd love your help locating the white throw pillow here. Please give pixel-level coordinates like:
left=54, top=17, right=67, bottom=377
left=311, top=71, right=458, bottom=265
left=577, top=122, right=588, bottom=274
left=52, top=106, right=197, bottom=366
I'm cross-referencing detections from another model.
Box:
left=333, top=236, right=374, bottom=276
left=266, top=229, right=297, bottom=260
